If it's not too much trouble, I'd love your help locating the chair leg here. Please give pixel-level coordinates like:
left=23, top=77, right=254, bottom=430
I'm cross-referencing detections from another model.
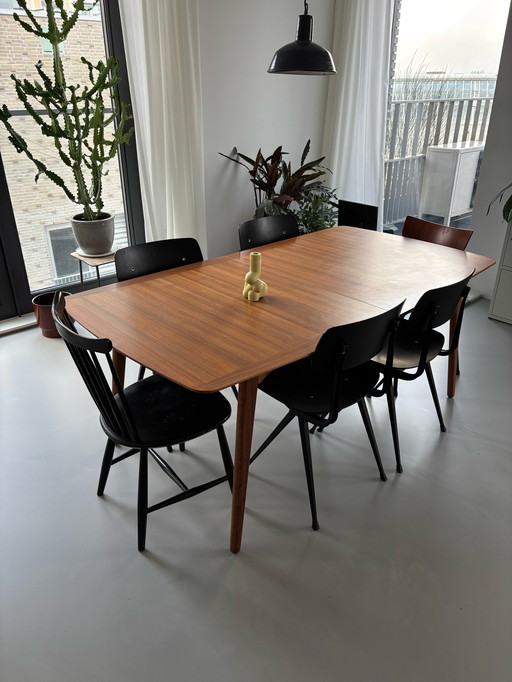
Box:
left=97, top=438, right=116, bottom=496
left=310, top=414, right=328, bottom=434
left=231, top=385, right=238, bottom=400
left=425, top=362, right=446, bottom=432
left=137, top=448, right=148, bottom=552
left=167, top=442, right=186, bottom=453
left=250, top=410, right=295, bottom=464
left=357, top=399, right=387, bottom=481
left=385, top=385, right=403, bottom=473
left=298, top=417, right=320, bottom=530
left=217, top=425, right=234, bottom=492
left=137, top=365, right=146, bottom=381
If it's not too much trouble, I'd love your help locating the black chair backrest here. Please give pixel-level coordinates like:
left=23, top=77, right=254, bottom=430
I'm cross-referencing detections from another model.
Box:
left=52, top=292, right=139, bottom=442
left=337, top=200, right=378, bottom=231
left=408, top=270, right=474, bottom=334
left=238, top=215, right=300, bottom=251
left=313, top=302, right=404, bottom=375
left=115, top=238, right=203, bottom=281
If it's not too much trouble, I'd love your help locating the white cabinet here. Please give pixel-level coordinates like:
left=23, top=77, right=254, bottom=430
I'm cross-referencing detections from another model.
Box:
left=489, top=220, right=512, bottom=324
left=420, top=142, right=484, bottom=225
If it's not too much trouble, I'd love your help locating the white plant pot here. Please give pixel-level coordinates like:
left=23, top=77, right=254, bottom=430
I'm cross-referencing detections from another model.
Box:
left=71, top=212, right=115, bottom=256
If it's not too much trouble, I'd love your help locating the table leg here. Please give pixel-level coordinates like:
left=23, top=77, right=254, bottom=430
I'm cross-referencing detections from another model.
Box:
left=447, top=300, right=462, bottom=398
left=230, top=376, right=259, bottom=554
left=112, top=349, right=126, bottom=395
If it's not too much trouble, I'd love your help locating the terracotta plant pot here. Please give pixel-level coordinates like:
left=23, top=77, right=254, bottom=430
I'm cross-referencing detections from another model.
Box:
left=32, top=291, right=69, bottom=338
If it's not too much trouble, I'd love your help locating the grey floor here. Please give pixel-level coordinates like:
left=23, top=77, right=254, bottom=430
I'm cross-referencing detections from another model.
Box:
left=1, top=298, right=511, bottom=682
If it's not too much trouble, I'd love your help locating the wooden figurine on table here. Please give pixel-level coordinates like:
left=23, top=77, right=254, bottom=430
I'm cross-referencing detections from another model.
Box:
left=243, top=252, right=268, bottom=302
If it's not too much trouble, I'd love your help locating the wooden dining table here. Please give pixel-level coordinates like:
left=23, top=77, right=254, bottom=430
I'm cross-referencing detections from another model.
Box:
left=66, top=226, right=495, bottom=553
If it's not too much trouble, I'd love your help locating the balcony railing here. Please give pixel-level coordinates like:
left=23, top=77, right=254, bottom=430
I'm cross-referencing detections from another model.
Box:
left=384, top=96, right=493, bottom=226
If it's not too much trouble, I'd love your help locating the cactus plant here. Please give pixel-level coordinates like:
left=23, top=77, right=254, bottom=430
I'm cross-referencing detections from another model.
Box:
left=0, top=0, right=133, bottom=223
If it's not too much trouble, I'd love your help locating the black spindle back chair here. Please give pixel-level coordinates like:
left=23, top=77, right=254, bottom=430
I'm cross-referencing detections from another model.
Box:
left=52, top=292, right=234, bottom=551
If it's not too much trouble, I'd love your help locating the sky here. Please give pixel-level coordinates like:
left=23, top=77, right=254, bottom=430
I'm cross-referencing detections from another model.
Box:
left=395, top=0, right=510, bottom=75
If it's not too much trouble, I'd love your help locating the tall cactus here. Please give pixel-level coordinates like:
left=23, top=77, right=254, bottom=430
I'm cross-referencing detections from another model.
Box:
left=0, top=0, right=133, bottom=221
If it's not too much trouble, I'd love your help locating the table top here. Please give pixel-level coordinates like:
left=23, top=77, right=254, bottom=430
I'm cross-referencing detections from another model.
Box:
left=66, top=226, right=495, bottom=393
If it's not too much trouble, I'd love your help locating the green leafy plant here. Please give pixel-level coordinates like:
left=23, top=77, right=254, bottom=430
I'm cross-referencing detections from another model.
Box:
left=0, top=0, right=133, bottom=221
left=488, top=182, right=512, bottom=222
left=220, top=140, right=337, bottom=232
left=295, top=190, right=338, bottom=233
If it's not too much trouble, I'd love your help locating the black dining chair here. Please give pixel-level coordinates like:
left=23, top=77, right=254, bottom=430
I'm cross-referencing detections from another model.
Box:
left=238, top=215, right=300, bottom=251
left=115, top=237, right=204, bottom=282
left=337, top=199, right=378, bottom=231
left=371, top=270, right=474, bottom=474
left=249, top=302, right=404, bottom=531
left=52, top=292, right=233, bottom=551
left=402, top=215, right=474, bottom=382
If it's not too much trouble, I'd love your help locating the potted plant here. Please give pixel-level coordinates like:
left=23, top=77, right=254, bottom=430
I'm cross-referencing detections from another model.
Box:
left=220, top=140, right=338, bottom=233
left=0, top=0, right=133, bottom=256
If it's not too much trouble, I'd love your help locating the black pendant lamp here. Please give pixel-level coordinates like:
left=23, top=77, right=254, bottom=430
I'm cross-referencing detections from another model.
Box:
left=268, top=1, right=336, bottom=76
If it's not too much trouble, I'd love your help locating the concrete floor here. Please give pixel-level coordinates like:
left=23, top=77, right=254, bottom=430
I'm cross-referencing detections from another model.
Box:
left=1, top=298, right=511, bottom=682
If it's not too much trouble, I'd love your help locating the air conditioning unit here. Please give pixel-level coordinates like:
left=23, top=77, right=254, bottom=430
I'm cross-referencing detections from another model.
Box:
left=420, top=141, right=484, bottom=225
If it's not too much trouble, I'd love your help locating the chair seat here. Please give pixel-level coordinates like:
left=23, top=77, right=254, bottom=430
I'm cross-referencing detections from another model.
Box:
left=259, top=357, right=380, bottom=416
left=372, top=327, right=444, bottom=370
left=101, top=374, right=231, bottom=448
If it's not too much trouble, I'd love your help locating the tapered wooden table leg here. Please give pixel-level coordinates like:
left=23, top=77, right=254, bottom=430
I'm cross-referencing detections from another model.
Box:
left=447, top=300, right=462, bottom=398
left=230, top=376, right=259, bottom=554
left=112, top=349, right=126, bottom=395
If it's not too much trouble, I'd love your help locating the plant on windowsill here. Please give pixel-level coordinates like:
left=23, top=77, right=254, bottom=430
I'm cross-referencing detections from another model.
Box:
left=219, top=140, right=338, bottom=233
left=0, top=0, right=134, bottom=257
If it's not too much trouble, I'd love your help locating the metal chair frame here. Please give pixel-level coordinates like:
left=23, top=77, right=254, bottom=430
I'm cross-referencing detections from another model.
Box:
left=250, top=302, right=404, bottom=530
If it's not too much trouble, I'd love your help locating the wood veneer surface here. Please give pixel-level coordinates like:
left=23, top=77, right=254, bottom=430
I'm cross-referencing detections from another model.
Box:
left=66, top=226, right=494, bottom=393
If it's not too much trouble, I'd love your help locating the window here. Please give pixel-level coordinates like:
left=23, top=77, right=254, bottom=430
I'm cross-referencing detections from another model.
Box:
left=0, top=2, right=130, bottom=291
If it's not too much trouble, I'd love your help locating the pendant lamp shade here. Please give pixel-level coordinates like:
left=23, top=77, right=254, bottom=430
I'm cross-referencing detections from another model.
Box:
left=268, top=3, right=336, bottom=76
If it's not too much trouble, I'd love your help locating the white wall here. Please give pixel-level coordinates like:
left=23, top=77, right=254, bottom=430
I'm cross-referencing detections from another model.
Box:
left=197, top=0, right=335, bottom=257
left=469, top=1, right=512, bottom=299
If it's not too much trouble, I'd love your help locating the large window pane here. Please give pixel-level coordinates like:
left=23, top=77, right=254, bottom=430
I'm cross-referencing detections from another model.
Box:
left=383, top=0, right=510, bottom=231
left=0, top=4, right=127, bottom=291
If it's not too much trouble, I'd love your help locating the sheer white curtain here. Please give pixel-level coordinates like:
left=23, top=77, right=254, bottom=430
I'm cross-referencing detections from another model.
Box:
left=323, top=0, right=395, bottom=229
left=118, top=0, right=206, bottom=249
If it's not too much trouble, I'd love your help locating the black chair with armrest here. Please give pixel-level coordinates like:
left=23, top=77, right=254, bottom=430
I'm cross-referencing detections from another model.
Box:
left=238, top=215, right=300, bottom=251
left=371, top=270, right=474, bottom=474
left=249, top=302, right=404, bottom=531
left=52, top=291, right=233, bottom=551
